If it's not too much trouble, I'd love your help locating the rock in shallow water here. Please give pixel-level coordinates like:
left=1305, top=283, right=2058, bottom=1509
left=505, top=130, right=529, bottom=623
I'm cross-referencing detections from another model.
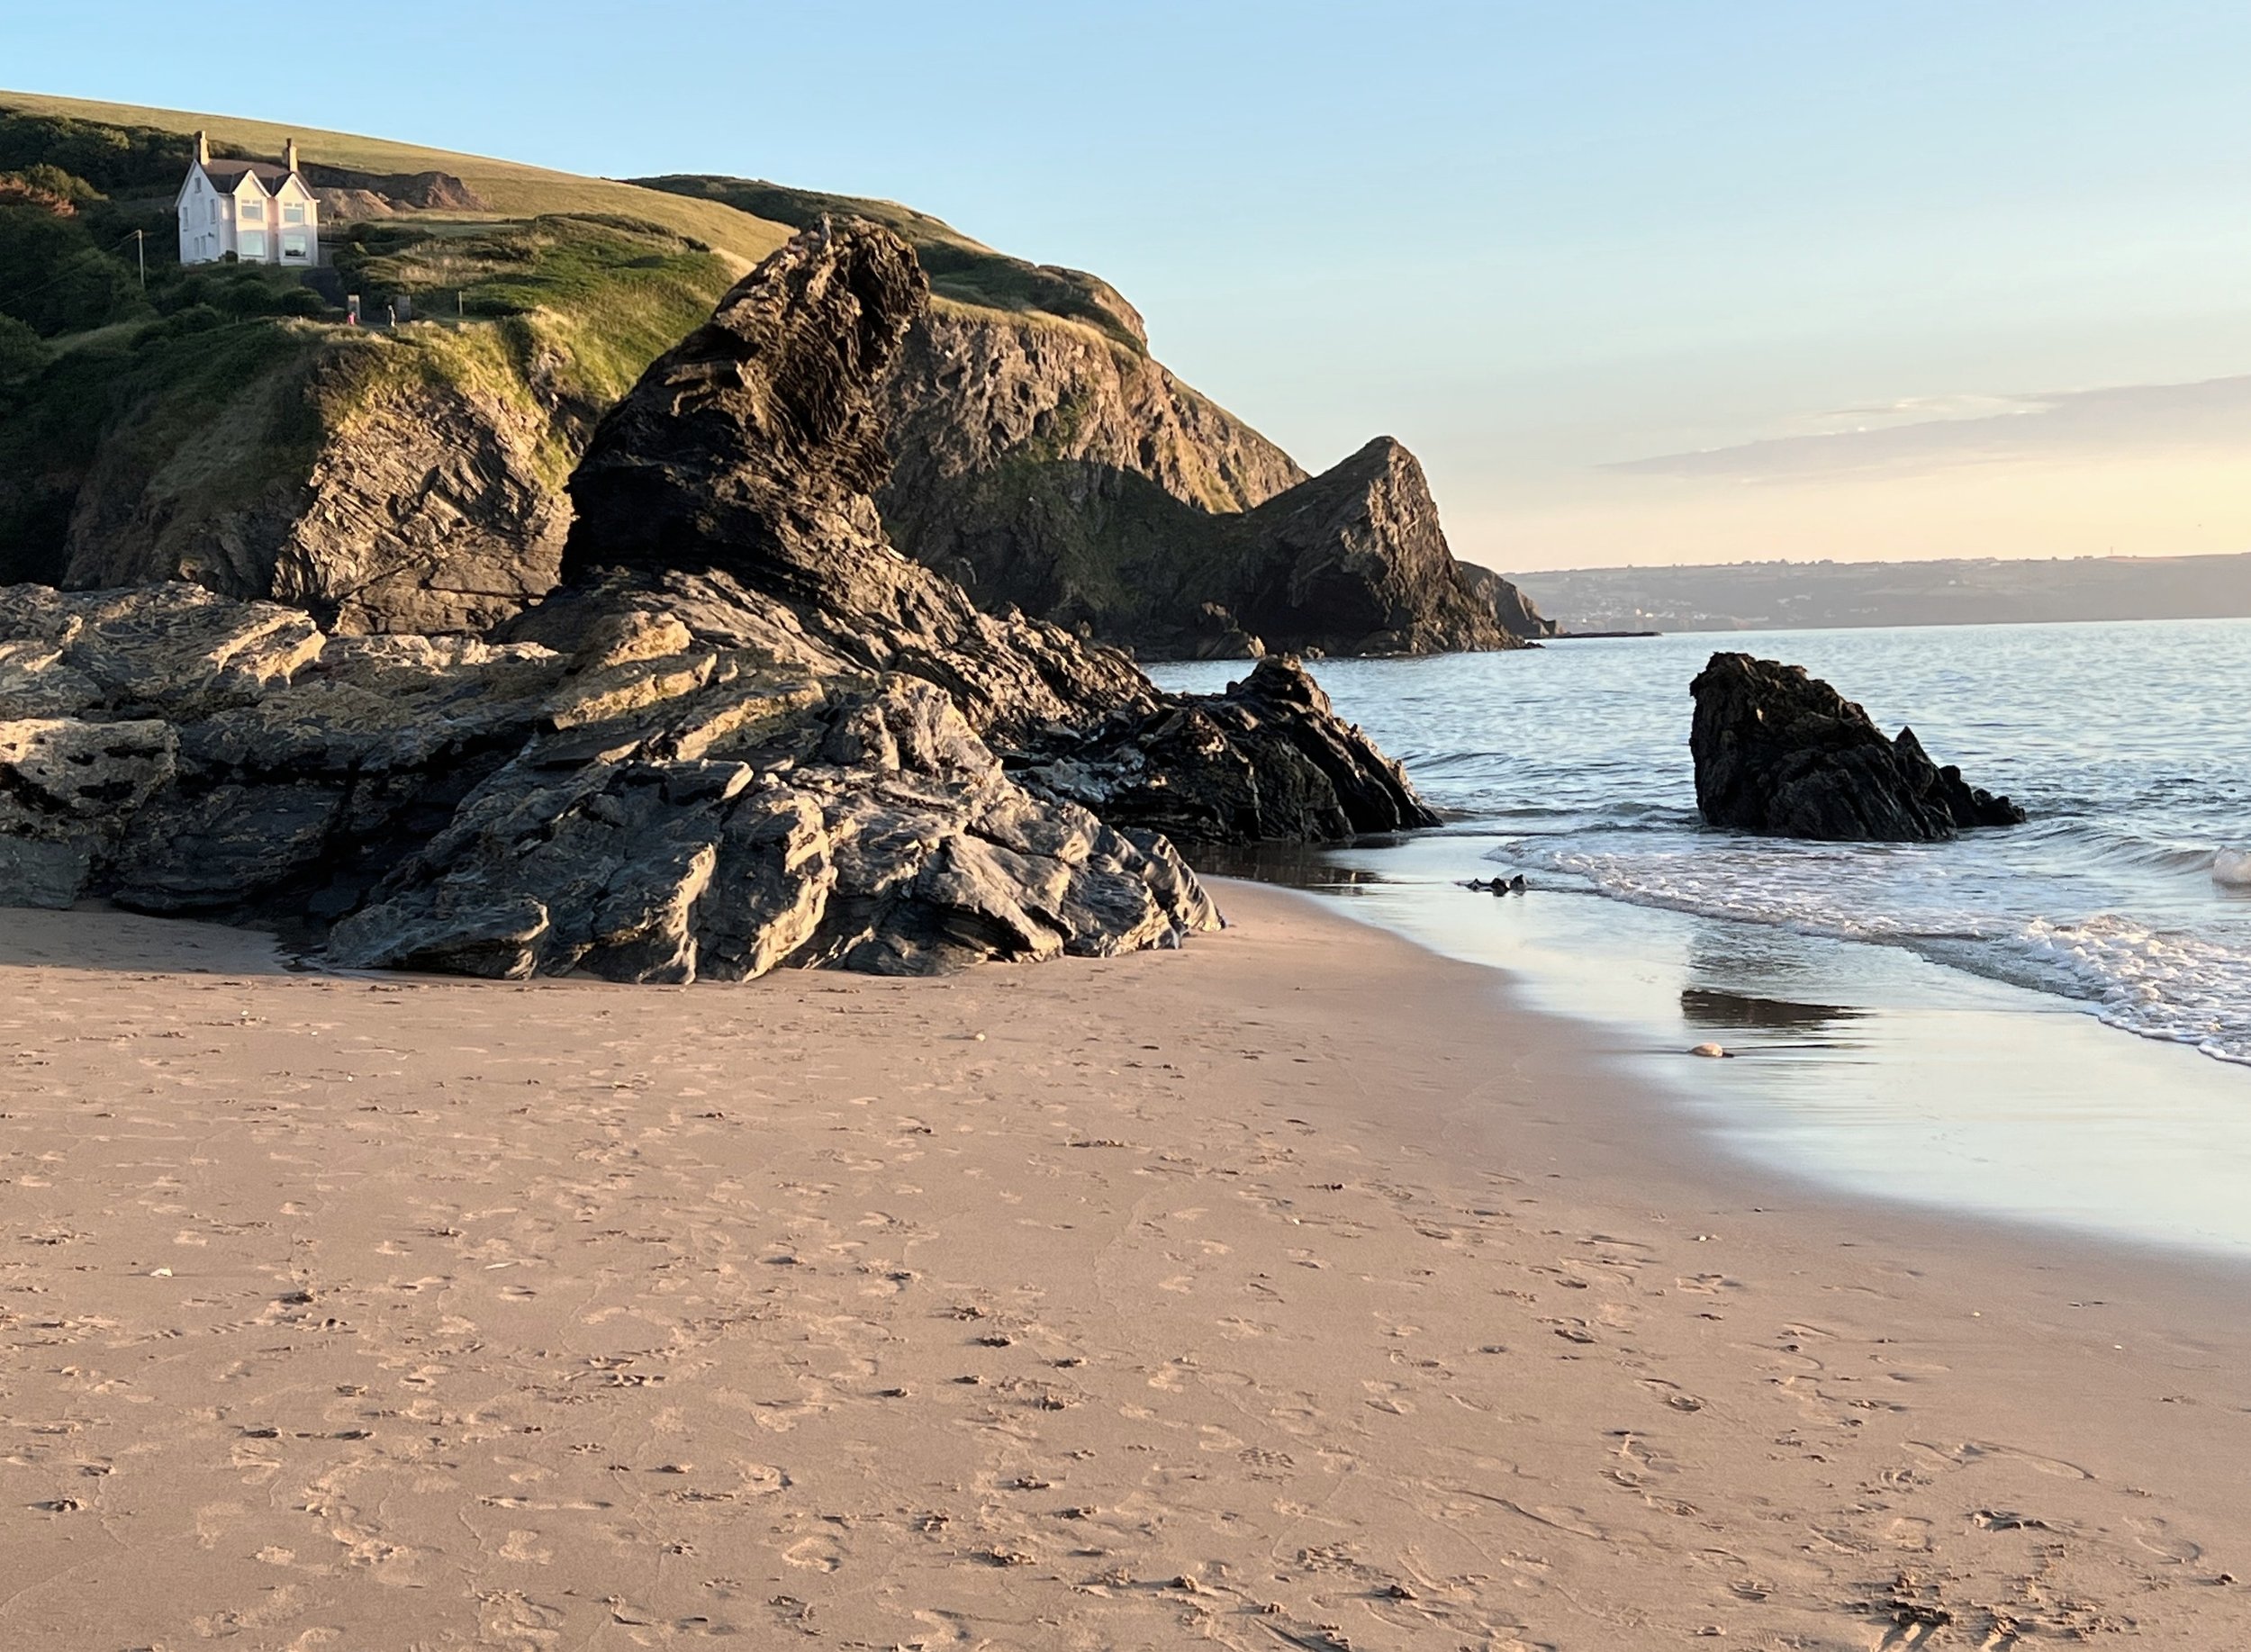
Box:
left=1689, top=652, right=2025, bottom=842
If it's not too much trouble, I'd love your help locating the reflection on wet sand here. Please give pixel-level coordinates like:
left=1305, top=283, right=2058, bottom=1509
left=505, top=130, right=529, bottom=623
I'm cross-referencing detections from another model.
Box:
left=1680, top=986, right=1863, bottom=1032
left=1186, top=841, right=1390, bottom=890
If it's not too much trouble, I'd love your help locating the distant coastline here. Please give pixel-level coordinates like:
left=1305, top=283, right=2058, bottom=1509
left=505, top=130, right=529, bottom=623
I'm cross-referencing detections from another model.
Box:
left=1515, top=548, right=2251, bottom=634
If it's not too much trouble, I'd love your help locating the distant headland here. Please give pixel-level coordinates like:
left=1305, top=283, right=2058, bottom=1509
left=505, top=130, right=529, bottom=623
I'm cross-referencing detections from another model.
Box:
left=1517, top=550, right=2251, bottom=634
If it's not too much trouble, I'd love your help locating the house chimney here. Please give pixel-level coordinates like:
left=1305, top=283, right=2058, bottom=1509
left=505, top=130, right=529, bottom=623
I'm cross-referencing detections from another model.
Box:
left=284, top=138, right=299, bottom=174
left=194, top=130, right=210, bottom=166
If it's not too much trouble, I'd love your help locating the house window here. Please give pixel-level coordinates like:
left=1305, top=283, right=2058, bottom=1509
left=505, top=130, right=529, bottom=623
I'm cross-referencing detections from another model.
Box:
left=283, top=202, right=305, bottom=224
left=209, top=200, right=219, bottom=223
left=281, top=233, right=309, bottom=261
left=240, top=230, right=267, bottom=258
left=240, top=197, right=264, bottom=221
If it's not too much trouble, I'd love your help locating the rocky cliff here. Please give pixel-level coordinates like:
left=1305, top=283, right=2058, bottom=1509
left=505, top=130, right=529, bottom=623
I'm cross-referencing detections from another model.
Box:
left=0, top=225, right=1437, bottom=984
left=6, top=214, right=732, bottom=635
left=4, top=110, right=1543, bottom=662
left=59, top=330, right=573, bottom=635
left=1459, top=560, right=1559, bottom=639
left=639, top=176, right=1548, bottom=660
left=879, top=304, right=1540, bottom=659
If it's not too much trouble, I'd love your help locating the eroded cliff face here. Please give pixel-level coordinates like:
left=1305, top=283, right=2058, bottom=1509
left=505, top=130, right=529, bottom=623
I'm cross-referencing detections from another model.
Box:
left=59, top=330, right=575, bottom=636
left=877, top=305, right=1541, bottom=659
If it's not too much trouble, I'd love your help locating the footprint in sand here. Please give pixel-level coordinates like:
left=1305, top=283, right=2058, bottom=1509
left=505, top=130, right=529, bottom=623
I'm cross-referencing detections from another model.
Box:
left=782, top=1535, right=843, bottom=1572
left=498, top=1529, right=553, bottom=1564
left=1939, top=1440, right=2095, bottom=1481
left=2127, top=1514, right=2203, bottom=1563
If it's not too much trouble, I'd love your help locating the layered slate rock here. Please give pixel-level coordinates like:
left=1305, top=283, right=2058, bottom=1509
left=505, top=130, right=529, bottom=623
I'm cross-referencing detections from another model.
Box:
left=0, top=224, right=1441, bottom=979
left=0, top=581, right=1216, bottom=979
left=1690, top=653, right=2026, bottom=841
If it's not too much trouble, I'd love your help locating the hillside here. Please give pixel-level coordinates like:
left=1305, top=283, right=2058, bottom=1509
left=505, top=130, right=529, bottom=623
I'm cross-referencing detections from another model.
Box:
left=0, top=93, right=1543, bottom=654
left=0, top=91, right=796, bottom=264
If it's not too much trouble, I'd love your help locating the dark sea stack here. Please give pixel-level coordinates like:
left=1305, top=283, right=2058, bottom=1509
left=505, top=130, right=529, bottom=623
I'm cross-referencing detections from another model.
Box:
left=562, top=222, right=928, bottom=600
left=1229, top=438, right=1523, bottom=658
left=1689, top=653, right=2026, bottom=841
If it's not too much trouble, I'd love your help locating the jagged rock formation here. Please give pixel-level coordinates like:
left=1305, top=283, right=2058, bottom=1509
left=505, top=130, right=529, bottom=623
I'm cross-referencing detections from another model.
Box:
left=0, top=224, right=1439, bottom=982
left=1690, top=653, right=2026, bottom=840
left=881, top=304, right=1541, bottom=659
left=642, top=175, right=1545, bottom=661
left=555, top=222, right=1433, bottom=843
left=1023, top=655, right=1434, bottom=844
left=1218, top=437, right=1524, bottom=657
left=0, top=582, right=1216, bottom=978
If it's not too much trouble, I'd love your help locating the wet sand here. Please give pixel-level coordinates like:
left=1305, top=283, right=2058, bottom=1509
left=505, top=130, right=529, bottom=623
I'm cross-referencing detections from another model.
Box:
left=2, top=884, right=2248, bottom=1648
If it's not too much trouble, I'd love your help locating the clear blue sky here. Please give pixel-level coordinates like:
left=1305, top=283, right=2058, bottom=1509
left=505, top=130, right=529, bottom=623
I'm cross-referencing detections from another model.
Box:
left=16, top=2, right=2251, bottom=567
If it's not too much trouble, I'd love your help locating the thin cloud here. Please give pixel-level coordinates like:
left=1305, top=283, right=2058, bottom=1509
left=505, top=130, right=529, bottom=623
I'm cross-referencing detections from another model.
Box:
left=1611, top=375, right=2251, bottom=482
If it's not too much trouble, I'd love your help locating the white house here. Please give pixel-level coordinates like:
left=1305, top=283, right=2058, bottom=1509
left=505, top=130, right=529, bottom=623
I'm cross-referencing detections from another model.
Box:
left=176, top=132, right=319, bottom=267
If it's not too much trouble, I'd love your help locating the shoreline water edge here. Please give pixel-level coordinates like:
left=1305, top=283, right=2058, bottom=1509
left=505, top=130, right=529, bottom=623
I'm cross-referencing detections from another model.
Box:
left=1153, top=618, right=2251, bottom=1263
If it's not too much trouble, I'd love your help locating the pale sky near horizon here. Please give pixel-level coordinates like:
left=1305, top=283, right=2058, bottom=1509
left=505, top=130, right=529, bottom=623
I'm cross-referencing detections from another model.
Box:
left=13, top=2, right=2251, bottom=572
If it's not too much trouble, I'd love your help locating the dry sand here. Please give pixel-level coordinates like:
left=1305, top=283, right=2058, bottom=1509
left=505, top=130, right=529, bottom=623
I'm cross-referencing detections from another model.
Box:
left=1, top=882, right=2247, bottom=1650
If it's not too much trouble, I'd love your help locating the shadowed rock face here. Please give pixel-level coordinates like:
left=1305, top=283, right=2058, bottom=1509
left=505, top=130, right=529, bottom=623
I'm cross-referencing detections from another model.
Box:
left=1690, top=653, right=2026, bottom=841
left=563, top=225, right=927, bottom=597
left=1457, top=561, right=1558, bottom=641
left=0, top=225, right=1439, bottom=981
left=881, top=306, right=1547, bottom=661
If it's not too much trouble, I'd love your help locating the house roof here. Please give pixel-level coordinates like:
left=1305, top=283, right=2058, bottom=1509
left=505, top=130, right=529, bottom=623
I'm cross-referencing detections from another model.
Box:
left=200, top=158, right=292, bottom=193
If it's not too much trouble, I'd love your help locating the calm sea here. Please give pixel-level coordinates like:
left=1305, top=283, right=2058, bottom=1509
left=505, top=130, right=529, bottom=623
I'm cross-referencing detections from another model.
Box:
left=1153, top=618, right=2251, bottom=1256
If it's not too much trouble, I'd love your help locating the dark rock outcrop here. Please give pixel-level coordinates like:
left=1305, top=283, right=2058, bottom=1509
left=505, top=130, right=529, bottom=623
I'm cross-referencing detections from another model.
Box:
left=1024, top=655, right=1431, bottom=844
left=300, top=162, right=488, bottom=217
left=1690, top=653, right=2026, bottom=841
left=0, top=224, right=1439, bottom=982
left=0, top=581, right=1218, bottom=979
left=1223, top=437, right=1523, bottom=657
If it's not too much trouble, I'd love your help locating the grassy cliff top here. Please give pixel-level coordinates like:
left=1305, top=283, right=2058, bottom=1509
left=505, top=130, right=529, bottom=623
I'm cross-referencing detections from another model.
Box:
left=637, top=175, right=1150, bottom=353
left=0, top=89, right=796, bottom=267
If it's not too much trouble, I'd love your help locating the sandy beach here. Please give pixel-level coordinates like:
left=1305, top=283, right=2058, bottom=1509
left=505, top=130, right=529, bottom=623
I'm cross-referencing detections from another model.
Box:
left=3, top=883, right=2248, bottom=1650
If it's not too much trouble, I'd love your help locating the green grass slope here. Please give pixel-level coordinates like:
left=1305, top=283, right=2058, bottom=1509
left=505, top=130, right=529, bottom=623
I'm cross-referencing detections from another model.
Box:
left=0, top=90, right=796, bottom=266
left=0, top=91, right=758, bottom=585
